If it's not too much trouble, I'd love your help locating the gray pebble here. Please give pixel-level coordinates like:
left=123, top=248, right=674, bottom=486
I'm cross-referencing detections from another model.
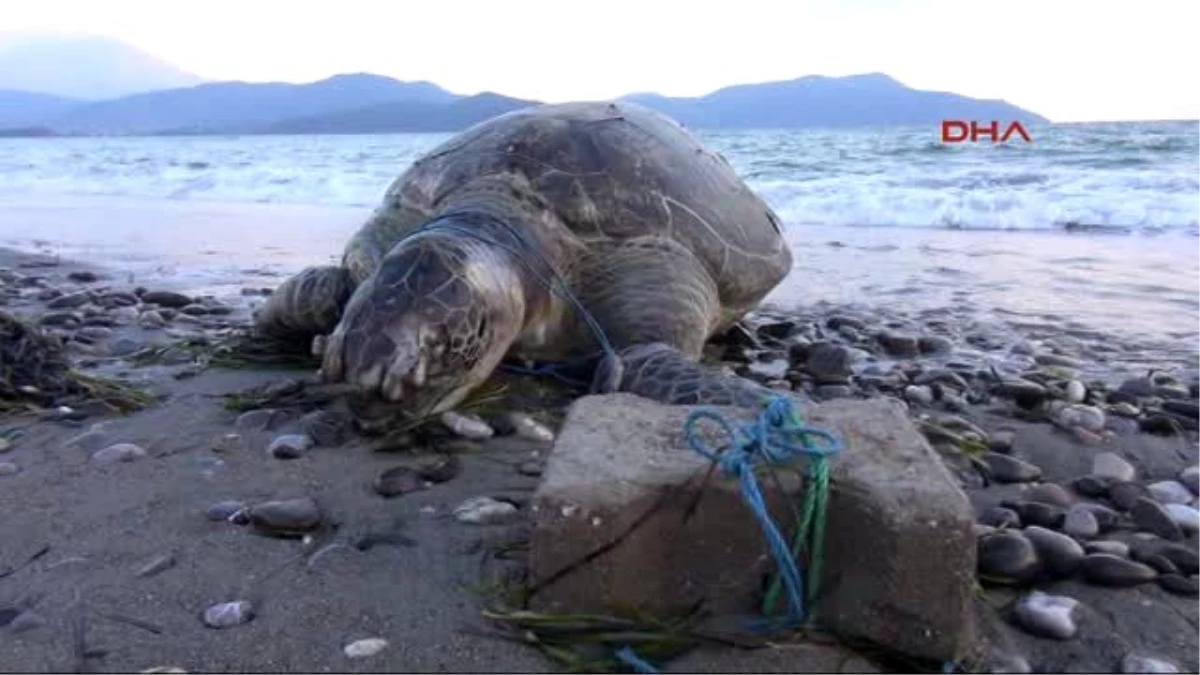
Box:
left=517, top=460, right=544, bottom=477
left=984, top=453, right=1042, bottom=483
left=135, top=553, right=176, bottom=578
left=1014, top=591, right=1079, bottom=640
left=203, top=600, right=254, bottom=628
left=1143, top=554, right=1180, bottom=575
left=375, top=467, right=424, bottom=498
left=235, top=409, right=277, bottom=433
left=142, top=290, right=193, bottom=308
left=876, top=331, right=919, bottom=357
left=1023, top=482, right=1073, bottom=508
left=1092, top=452, right=1135, bottom=482
left=1108, top=481, right=1151, bottom=511
left=247, top=497, right=323, bottom=537
left=47, top=291, right=90, bottom=309
left=979, top=507, right=1021, bottom=529
left=1024, top=526, right=1084, bottom=577
left=8, top=610, right=46, bottom=633
left=1162, top=400, right=1199, bottom=419
left=1063, top=505, right=1100, bottom=539
left=1109, top=402, right=1141, bottom=418
left=1064, top=380, right=1086, bottom=403
left=1163, top=503, right=1199, bottom=534
left=904, top=385, right=934, bottom=406
left=206, top=500, right=247, bottom=521
left=988, top=431, right=1015, bottom=454
left=138, top=310, right=167, bottom=329
left=802, top=342, right=853, bottom=384
left=1008, top=501, right=1066, bottom=529
left=1084, top=540, right=1130, bottom=558
left=0, top=461, right=19, bottom=476
left=1148, top=480, right=1195, bottom=505
left=1150, top=543, right=1200, bottom=575
left=1121, top=655, right=1180, bottom=674
left=977, top=531, right=1040, bottom=583
left=1080, top=553, right=1157, bottom=587
left=1180, top=466, right=1199, bottom=495
left=91, top=442, right=148, bottom=465
left=815, top=384, right=853, bottom=400
left=267, top=434, right=312, bottom=460
left=1157, top=574, right=1199, bottom=597
left=344, top=637, right=390, bottom=659
left=1071, top=475, right=1114, bottom=498
left=1131, top=497, right=1183, bottom=541
left=300, top=410, right=350, bottom=447
left=918, top=335, right=954, bottom=355
left=453, top=496, right=518, bottom=525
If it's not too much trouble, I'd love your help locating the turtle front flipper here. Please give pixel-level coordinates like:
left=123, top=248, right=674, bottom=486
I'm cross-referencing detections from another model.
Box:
left=254, top=265, right=356, bottom=343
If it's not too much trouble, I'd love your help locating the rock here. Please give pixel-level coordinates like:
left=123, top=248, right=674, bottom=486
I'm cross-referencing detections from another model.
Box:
left=440, top=410, right=494, bottom=439
left=91, top=442, right=148, bottom=465
left=1148, top=481, right=1195, bottom=505
left=1144, top=554, right=1180, bottom=575
left=300, top=410, right=350, bottom=447
left=135, top=553, right=176, bottom=578
left=8, top=611, right=46, bottom=633
left=1118, top=377, right=1156, bottom=398
left=876, top=331, right=919, bottom=358
left=1080, top=554, right=1157, bottom=587
left=1150, top=543, right=1200, bottom=575
left=1014, top=591, right=1079, bottom=640
left=235, top=409, right=278, bottom=433
left=211, top=433, right=242, bottom=453
left=528, top=395, right=975, bottom=662
left=343, top=638, right=389, bottom=659
left=202, top=600, right=253, bottom=628
left=0, top=461, right=19, bottom=476
left=415, top=455, right=460, bottom=483
left=1075, top=503, right=1121, bottom=531
left=802, top=342, right=854, bottom=384
left=979, top=507, right=1021, bottom=529
left=983, top=453, right=1042, bottom=483
left=267, top=434, right=312, bottom=460
left=138, top=310, right=167, bottom=329
left=815, top=384, right=853, bottom=400
left=1055, top=404, right=1105, bottom=432
left=206, top=500, right=247, bottom=521
left=1062, top=505, right=1100, bottom=539
left=67, top=270, right=99, bottom=283
left=1092, top=452, right=1136, bottom=482
left=918, top=335, right=954, bottom=355
left=903, top=385, right=934, bottom=406
left=1158, top=574, right=1199, bottom=596
left=1084, top=540, right=1130, bottom=557
left=1131, top=498, right=1183, bottom=541
left=997, top=379, right=1047, bottom=406
left=1110, top=402, right=1141, bottom=418
left=1163, top=503, right=1199, bottom=534
left=39, top=311, right=80, bottom=327
left=1007, top=501, right=1065, bottom=529
left=518, top=459, right=544, bottom=477
left=247, top=497, right=323, bottom=537
left=1179, top=466, right=1199, bottom=495
left=1023, top=526, right=1084, bottom=577
left=47, top=291, right=90, bottom=309
left=375, top=467, right=424, bottom=498
left=141, top=290, right=193, bottom=308
left=1065, top=380, right=1086, bottom=403
left=1109, top=482, right=1151, bottom=512
left=1036, top=353, right=1082, bottom=369
left=179, top=303, right=209, bottom=316
left=1121, top=655, right=1181, bottom=674
left=978, top=531, right=1040, bottom=584
left=1162, top=400, right=1199, bottom=419
left=1024, top=483, right=1073, bottom=508
left=1071, top=475, right=1114, bottom=498
left=988, top=431, right=1015, bottom=455
left=454, top=496, right=518, bottom=525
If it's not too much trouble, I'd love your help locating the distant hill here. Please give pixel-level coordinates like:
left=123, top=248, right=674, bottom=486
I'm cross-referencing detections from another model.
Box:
left=623, top=73, right=1048, bottom=128
left=262, top=92, right=538, bottom=134
left=0, top=89, right=79, bottom=129
left=0, top=32, right=203, bottom=100
left=52, top=73, right=460, bottom=135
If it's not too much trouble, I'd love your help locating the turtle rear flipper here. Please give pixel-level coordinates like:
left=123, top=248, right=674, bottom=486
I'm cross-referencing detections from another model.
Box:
left=254, top=265, right=355, bottom=342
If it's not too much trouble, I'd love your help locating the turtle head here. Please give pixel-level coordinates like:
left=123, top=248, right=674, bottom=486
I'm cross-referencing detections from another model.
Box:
left=319, top=229, right=527, bottom=430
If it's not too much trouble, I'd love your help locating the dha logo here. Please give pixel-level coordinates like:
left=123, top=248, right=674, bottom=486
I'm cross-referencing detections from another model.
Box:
left=941, top=120, right=1032, bottom=143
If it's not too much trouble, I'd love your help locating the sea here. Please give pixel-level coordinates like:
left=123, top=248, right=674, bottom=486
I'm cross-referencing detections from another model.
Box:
left=0, top=120, right=1197, bottom=376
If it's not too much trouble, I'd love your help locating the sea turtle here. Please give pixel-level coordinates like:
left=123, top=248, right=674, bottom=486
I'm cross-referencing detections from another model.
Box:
left=255, top=101, right=795, bottom=429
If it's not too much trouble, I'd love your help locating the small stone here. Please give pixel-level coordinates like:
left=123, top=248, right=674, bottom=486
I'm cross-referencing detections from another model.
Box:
left=876, top=331, right=919, bottom=358
left=235, top=409, right=277, bottom=432
left=47, top=291, right=90, bottom=309
left=1118, top=376, right=1156, bottom=398
left=904, top=385, right=934, bottom=406
left=135, top=553, right=176, bottom=578
left=1143, top=554, right=1180, bottom=575
left=1163, top=503, right=1199, bottom=533
left=988, top=431, right=1015, bottom=454
left=1064, top=381, right=1086, bottom=403
left=1071, top=475, right=1114, bottom=498
left=267, top=434, right=312, bottom=460
left=985, top=652, right=1033, bottom=674
left=1157, top=574, right=1199, bottom=596
left=517, top=459, right=544, bottom=477
left=1014, top=591, right=1079, bottom=640
left=179, top=303, right=209, bottom=316
left=1024, top=526, right=1084, bottom=577
left=300, top=410, right=350, bottom=447
left=138, top=310, right=167, bottom=329
left=247, top=497, right=323, bottom=537
left=1180, top=466, right=1199, bottom=495
left=1084, top=540, right=1130, bottom=557
left=1121, top=655, right=1181, bottom=674
left=1109, top=402, right=1141, bottom=418
left=0, top=437, right=11, bottom=453
left=415, top=455, right=460, bottom=483
left=997, top=379, right=1047, bottom=406
left=202, top=600, right=253, bottom=628
left=91, top=442, right=148, bottom=465
left=1056, top=404, right=1105, bottom=432
left=1007, top=501, right=1065, bottom=529
left=440, top=410, right=494, bottom=439
left=142, top=290, right=193, bottom=308
left=1155, top=543, right=1200, bottom=575
left=918, top=335, right=954, bottom=355
left=67, top=270, right=99, bottom=283
left=977, top=531, right=1040, bottom=584
left=0, top=461, right=19, bottom=476
left=1162, top=399, right=1199, bottom=419
left=453, top=496, right=518, bottom=525
left=8, top=611, right=46, bottom=633
left=375, top=467, right=424, bottom=498
left=815, top=384, right=853, bottom=400
left=211, top=433, right=242, bottom=453
left=206, top=500, right=247, bottom=521
left=1080, top=553, right=1157, bottom=586
left=506, top=412, right=555, bottom=443
left=1131, top=497, right=1183, bottom=541
left=1062, top=505, right=1100, bottom=539
left=344, top=637, right=389, bottom=659
left=1108, top=481, right=1151, bottom=511
left=39, top=311, right=80, bottom=327
left=1024, top=483, right=1073, bottom=508
left=1092, top=452, right=1136, bottom=482
left=1148, top=480, right=1195, bottom=505
left=983, top=453, right=1042, bottom=483
left=979, top=507, right=1021, bottom=529
left=1036, top=353, right=1082, bottom=369
left=803, top=342, right=854, bottom=384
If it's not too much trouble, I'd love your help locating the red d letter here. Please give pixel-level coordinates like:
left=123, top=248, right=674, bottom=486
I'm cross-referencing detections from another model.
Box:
left=942, top=120, right=968, bottom=142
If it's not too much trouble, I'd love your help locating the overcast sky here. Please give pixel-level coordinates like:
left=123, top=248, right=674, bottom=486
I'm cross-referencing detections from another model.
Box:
left=2, top=0, right=1198, bottom=122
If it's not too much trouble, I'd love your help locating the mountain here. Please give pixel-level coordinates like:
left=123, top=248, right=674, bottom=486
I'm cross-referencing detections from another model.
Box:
left=622, top=73, right=1048, bottom=128
left=52, top=73, right=459, bottom=135
left=0, top=89, right=79, bottom=128
left=262, top=92, right=538, bottom=134
left=0, top=32, right=203, bottom=100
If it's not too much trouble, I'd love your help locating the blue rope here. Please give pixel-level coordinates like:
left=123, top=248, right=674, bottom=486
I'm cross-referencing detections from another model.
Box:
left=614, top=646, right=659, bottom=674
left=684, top=395, right=842, bottom=625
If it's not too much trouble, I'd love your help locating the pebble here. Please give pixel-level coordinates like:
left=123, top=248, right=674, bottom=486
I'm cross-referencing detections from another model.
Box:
left=453, top=496, right=518, bottom=525
left=1154, top=543, right=1200, bottom=575
left=1008, top=501, right=1065, bottom=529
left=211, top=433, right=242, bottom=453
left=206, top=500, right=247, bottom=521
left=1118, top=376, right=1156, bottom=398
left=979, top=507, right=1021, bottom=529
left=1157, top=574, right=1199, bottom=597
left=917, top=335, right=954, bottom=355
left=267, top=434, right=312, bottom=460
left=1143, top=554, right=1179, bottom=575
left=202, top=600, right=254, bottom=628
left=138, top=310, right=167, bottom=329
left=802, top=342, right=853, bottom=384
left=1036, top=353, right=1082, bottom=369
left=983, top=453, right=1042, bottom=483
left=876, top=331, right=919, bottom=357
left=300, top=410, right=350, bottom=447
left=1147, top=480, right=1194, bottom=505
left=235, top=409, right=277, bottom=433
left=0, top=437, right=11, bottom=453
left=247, top=497, right=323, bottom=537
left=1084, top=540, right=1129, bottom=557
left=1071, top=475, right=1113, bottom=498
left=91, top=442, right=148, bottom=464
left=1109, top=402, right=1141, bottom=418
left=1062, top=505, right=1100, bottom=539
left=67, top=270, right=99, bottom=283
left=517, top=459, right=544, bottom=477
left=1055, top=404, right=1105, bottom=432
left=1162, top=399, right=1199, bottom=419
left=1024, top=482, right=1073, bottom=508
left=47, top=291, right=90, bottom=309
left=500, top=411, right=555, bottom=443
left=985, top=652, right=1032, bottom=674
left=988, top=431, right=1015, bottom=455
left=1024, top=526, right=1084, bottom=577
left=1131, top=497, right=1183, bottom=541
left=1179, top=466, right=1199, bottom=495
left=142, top=290, right=193, bottom=308
left=815, top=384, right=852, bottom=399
left=977, top=531, right=1040, bottom=584
left=8, top=611, right=46, bottom=633
left=1014, top=591, right=1079, bottom=640
left=1092, top=452, right=1136, bottom=482
left=135, top=553, right=176, bottom=578
left=1108, top=481, right=1151, bottom=512
left=343, top=637, right=389, bottom=659
left=375, top=467, right=424, bottom=498
left=1080, top=553, right=1157, bottom=587
left=0, top=461, right=19, bottom=476
left=1163, top=503, right=1200, bottom=533
left=439, top=410, right=494, bottom=439
left=1065, top=380, right=1086, bottom=403
left=997, top=379, right=1047, bottom=405
left=40, top=311, right=80, bottom=327
left=415, top=455, right=460, bottom=483
left=1121, top=655, right=1181, bottom=674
